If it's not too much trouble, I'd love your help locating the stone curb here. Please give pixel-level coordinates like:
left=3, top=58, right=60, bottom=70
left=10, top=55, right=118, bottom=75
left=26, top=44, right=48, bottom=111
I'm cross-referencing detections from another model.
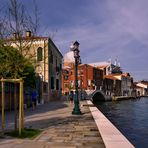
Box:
left=87, top=100, right=135, bottom=148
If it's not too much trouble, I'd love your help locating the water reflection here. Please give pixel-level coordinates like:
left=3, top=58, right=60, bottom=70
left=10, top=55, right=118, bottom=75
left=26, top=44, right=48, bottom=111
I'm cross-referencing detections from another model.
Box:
left=95, top=97, right=148, bottom=148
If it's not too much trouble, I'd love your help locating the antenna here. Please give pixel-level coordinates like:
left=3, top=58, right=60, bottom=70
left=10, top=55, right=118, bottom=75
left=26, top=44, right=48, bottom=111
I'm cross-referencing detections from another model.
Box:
left=108, top=58, right=112, bottom=64
left=114, top=59, right=117, bottom=66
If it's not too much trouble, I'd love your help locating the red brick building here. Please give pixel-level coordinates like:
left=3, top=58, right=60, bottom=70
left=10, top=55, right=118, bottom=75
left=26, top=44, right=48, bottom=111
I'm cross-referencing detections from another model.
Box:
left=62, top=64, right=103, bottom=95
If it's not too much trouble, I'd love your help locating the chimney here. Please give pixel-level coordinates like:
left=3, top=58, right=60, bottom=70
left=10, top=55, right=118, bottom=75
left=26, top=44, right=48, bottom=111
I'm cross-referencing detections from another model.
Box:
left=26, top=31, right=31, bottom=37
left=13, top=33, right=17, bottom=39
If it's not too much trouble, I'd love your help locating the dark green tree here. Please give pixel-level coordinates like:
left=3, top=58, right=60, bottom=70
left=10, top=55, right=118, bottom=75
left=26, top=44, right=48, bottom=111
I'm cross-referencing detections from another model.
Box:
left=0, top=45, right=36, bottom=87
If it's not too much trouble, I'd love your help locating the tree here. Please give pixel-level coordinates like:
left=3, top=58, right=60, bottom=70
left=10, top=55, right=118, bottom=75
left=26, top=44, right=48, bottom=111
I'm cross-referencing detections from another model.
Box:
left=0, top=45, right=36, bottom=85
left=0, top=0, right=39, bottom=61
left=23, top=63, right=36, bottom=88
left=0, top=45, right=36, bottom=130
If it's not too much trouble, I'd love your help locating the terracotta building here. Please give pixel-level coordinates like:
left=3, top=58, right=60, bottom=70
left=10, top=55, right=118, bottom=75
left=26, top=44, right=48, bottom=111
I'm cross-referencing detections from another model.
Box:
left=62, top=63, right=103, bottom=95
left=78, top=64, right=103, bottom=90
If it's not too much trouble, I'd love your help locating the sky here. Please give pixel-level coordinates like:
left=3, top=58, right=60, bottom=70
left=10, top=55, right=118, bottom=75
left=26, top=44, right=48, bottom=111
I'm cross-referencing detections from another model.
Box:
left=1, top=0, right=148, bottom=81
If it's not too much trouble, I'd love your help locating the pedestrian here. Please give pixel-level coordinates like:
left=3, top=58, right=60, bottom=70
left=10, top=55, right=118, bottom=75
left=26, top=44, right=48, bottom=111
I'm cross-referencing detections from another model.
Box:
left=65, top=92, right=69, bottom=101
left=69, top=91, right=74, bottom=104
left=32, top=90, right=37, bottom=110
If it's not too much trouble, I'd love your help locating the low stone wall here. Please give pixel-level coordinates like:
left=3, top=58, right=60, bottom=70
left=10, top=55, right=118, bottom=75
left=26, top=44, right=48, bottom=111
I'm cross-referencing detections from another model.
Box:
left=87, top=100, right=134, bottom=148
left=113, top=96, right=136, bottom=101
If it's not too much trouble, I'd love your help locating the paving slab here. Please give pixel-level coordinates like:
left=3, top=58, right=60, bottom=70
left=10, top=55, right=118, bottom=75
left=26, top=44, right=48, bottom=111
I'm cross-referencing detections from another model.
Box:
left=0, top=101, right=105, bottom=148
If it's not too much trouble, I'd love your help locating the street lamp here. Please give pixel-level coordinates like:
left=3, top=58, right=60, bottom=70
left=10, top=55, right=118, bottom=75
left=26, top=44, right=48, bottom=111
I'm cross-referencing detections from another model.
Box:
left=71, top=41, right=82, bottom=115
left=80, top=75, right=83, bottom=100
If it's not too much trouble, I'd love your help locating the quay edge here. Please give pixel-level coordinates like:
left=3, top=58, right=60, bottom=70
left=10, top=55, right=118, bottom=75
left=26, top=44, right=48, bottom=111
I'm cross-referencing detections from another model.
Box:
left=87, top=100, right=135, bottom=148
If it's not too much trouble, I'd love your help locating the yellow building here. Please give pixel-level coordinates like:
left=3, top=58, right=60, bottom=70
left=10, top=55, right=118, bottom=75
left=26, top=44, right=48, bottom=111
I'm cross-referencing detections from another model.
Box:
left=6, top=31, right=63, bottom=103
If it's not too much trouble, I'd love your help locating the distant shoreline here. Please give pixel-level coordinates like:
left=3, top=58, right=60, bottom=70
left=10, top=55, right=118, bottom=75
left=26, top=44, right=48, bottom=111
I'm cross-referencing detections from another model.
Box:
left=113, top=95, right=148, bottom=101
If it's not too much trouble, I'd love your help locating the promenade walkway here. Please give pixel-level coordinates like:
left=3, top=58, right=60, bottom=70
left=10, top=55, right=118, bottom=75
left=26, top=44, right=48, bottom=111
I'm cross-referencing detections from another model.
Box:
left=0, top=101, right=105, bottom=148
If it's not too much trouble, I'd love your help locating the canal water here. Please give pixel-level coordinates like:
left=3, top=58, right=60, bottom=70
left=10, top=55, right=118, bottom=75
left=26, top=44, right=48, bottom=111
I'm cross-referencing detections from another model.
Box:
left=95, top=97, right=148, bottom=148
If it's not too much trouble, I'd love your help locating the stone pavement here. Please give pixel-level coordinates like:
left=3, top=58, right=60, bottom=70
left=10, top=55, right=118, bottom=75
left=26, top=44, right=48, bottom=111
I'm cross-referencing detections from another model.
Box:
left=0, top=101, right=105, bottom=148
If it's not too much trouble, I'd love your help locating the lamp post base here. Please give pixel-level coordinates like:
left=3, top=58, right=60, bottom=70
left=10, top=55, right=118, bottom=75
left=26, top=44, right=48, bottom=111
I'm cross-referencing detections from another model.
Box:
left=72, top=103, right=82, bottom=115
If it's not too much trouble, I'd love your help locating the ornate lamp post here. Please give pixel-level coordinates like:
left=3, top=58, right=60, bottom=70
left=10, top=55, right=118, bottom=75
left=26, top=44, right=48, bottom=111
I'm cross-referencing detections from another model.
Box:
left=71, top=41, right=82, bottom=115
left=80, top=75, right=83, bottom=100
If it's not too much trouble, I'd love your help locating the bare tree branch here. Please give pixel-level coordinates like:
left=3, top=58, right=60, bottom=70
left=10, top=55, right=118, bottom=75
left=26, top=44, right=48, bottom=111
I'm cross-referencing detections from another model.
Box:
left=2, top=0, right=40, bottom=60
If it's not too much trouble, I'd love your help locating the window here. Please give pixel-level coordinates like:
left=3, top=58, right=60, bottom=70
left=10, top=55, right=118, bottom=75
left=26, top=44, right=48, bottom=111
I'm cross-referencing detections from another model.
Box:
left=64, top=83, right=69, bottom=88
left=37, top=47, right=43, bottom=61
left=64, top=76, right=68, bottom=80
left=49, top=50, right=53, bottom=63
left=78, top=80, right=81, bottom=87
left=56, top=58, right=57, bottom=67
left=56, top=79, right=59, bottom=90
left=60, top=64, right=62, bottom=70
left=43, top=83, right=47, bottom=93
left=88, top=80, right=91, bottom=86
left=51, top=77, right=54, bottom=89
left=56, top=66, right=60, bottom=72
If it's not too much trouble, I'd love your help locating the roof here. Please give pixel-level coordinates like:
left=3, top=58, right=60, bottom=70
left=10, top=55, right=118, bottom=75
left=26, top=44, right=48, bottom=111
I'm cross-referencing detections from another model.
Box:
left=96, top=65, right=109, bottom=69
left=111, top=73, right=131, bottom=77
left=5, top=36, right=63, bottom=58
left=6, top=36, right=48, bottom=42
left=136, top=85, right=143, bottom=89
left=48, top=38, right=63, bottom=58
left=63, top=66, right=71, bottom=69
left=140, top=81, right=148, bottom=85
left=79, top=64, right=93, bottom=68
left=104, top=75, right=121, bottom=80
left=88, top=61, right=110, bottom=67
left=136, top=83, right=148, bottom=88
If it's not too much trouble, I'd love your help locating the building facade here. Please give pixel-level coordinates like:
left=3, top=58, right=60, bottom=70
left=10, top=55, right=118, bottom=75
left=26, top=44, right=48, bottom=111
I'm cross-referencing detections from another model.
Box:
left=103, top=75, right=121, bottom=96
left=78, top=64, right=103, bottom=91
left=135, top=81, right=148, bottom=96
left=88, top=61, right=122, bottom=76
left=6, top=31, right=63, bottom=103
left=113, top=73, right=133, bottom=96
left=62, top=64, right=103, bottom=94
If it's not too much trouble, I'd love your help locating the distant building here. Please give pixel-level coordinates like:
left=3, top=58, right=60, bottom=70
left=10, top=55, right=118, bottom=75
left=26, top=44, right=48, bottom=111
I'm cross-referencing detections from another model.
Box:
left=88, top=61, right=123, bottom=97
left=62, top=52, right=134, bottom=98
left=62, top=50, right=104, bottom=94
left=78, top=64, right=103, bottom=91
left=62, top=64, right=103, bottom=94
left=88, top=61, right=122, bottom=76
left=135, top=81, right=148, bottom=96
left=6, top=31, right=63, bottom=103
left=103, top=75, right=121, bottom=96
left=113, top=73, right=133, bottom=96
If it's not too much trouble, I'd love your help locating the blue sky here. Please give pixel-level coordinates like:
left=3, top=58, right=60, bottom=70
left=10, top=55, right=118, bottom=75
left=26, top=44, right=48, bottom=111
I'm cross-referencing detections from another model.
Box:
left=2, top=0, right=148, bottom=81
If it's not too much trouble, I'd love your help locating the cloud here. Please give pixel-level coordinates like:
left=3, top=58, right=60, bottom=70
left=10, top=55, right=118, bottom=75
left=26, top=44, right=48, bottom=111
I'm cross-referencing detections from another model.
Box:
left=37, top=0, right=148, bottom=81
left=1, top=0, right=147, bottom=81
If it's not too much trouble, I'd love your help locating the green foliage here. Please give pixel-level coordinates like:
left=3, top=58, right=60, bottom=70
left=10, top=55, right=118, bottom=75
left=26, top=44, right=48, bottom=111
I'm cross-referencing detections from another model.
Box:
left=23, top=63, right=36, bottom=88
left=0, top=45, right=36, bottom=87
left=5, top=128, right=41, bottom=139
left=0, top=45, right=24, bottom=77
